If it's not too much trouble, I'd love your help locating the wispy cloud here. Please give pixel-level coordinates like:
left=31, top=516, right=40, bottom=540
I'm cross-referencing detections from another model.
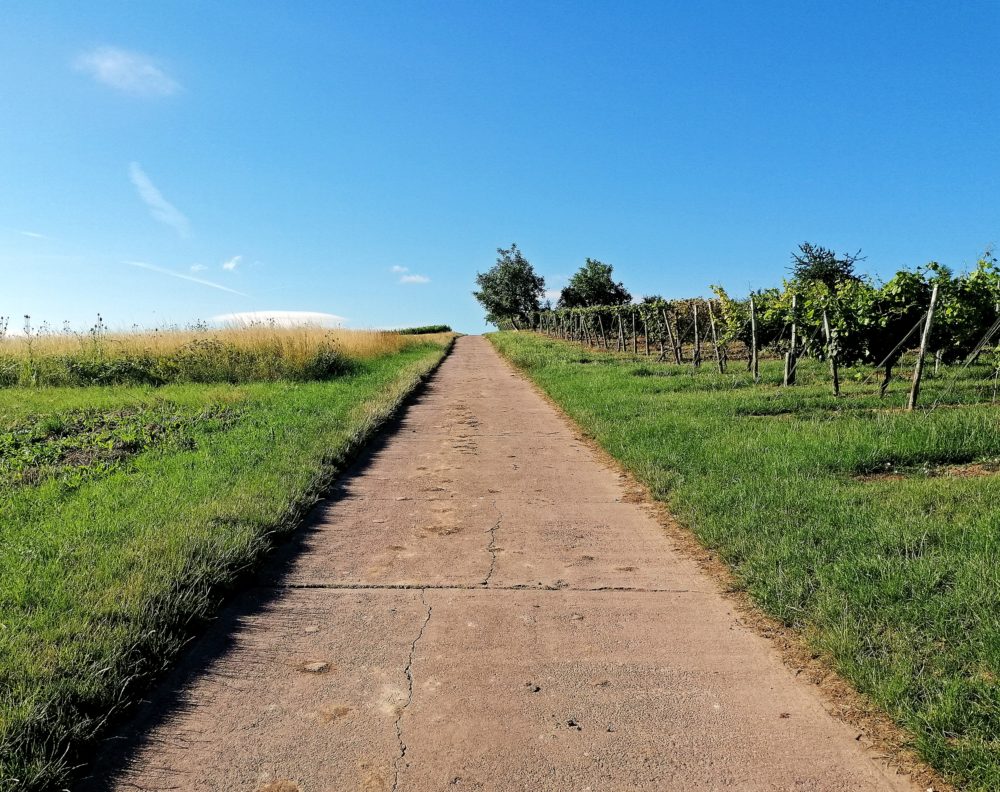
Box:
left=19, top=230, right=47, bottom=239
left=222, top=255, right=242, bottom=271
left=129, top=162, right=190, bottom=237
left=126, top=261, right=247, bottom=296
left=391, top=264, right=429, bottom=283
left=211, top=310, right=346, bottom=327
left=190, top=263, right=207, bottom=272
left=75, top=46, right=180, bottom=96
left=543, top=289, right=561, bottom=302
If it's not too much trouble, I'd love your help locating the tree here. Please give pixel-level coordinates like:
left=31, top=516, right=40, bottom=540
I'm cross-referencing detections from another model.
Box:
left=558, top=259, right=632, bottom=308
left=473, top=243, right=545, bottom=329
left=790, top=242, right=865, bottom=289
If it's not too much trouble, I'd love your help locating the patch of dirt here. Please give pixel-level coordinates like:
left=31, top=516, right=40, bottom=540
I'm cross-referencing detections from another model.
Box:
left=855, top=460, right=1000, bottom=482
left=942, top=462, right=999, bottom=478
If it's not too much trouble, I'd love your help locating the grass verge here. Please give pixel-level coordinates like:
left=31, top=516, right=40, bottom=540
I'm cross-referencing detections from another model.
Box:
left=489, top=331, right=1000, bottom=791
left=0, top=336, right=452, bottom=790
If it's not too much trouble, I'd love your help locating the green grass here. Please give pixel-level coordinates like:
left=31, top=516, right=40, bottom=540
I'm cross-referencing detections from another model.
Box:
left=490, top=331, right=1000, bottom=791
left=0, top=338, right=451, bottom=791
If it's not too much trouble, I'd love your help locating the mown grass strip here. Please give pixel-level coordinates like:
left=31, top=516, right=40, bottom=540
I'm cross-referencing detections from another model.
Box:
left=489, top=331, right=1000, bottom=792
left=0, top=337, right=452, bottom=791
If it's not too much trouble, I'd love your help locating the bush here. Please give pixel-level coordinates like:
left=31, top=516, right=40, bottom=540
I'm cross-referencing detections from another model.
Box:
left=396, top=325, right=452, bottom=335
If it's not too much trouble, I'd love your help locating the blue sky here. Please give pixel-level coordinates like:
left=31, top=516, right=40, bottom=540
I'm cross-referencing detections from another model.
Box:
left=3, top=1, right=999, bottom=333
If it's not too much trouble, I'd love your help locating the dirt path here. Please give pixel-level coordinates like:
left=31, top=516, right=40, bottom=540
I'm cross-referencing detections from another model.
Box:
left=89, top=336, right=918, bottom=791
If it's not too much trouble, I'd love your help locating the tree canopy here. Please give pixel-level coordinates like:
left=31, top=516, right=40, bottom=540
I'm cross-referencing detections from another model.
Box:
left=558, top=259, right=632, bottom=308
left=473, top=244, right=545, bottom=329
left=790, top=242, right=865, bottom=289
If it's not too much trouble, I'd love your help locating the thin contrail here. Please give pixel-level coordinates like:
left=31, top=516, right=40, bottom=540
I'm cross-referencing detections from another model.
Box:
left=125, top=261, right=249, bottom=297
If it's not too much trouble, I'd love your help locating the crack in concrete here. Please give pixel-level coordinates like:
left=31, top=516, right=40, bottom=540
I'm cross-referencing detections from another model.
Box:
left=392, top=589, right=432, bottom=792
left=481, top=500, right=501, bottom=587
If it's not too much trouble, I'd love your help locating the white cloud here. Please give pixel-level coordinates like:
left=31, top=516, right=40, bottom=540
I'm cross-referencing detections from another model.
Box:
left=75, top=46, right=180, bottom=96
left=210, top=310, right=346, bottom=328
left=222, top=255, right=242, bottom=271
left=399, top=274, right=430, bottom=284
left=125, top=261, right=247, bottom=296
left=544, top=289, right=561, bottom=302
left=190, top=263, right=207, bottom=272
left=390, top=265, right=409, bottom=273
left=19, top=230, right=47, bottom=239
left=129, top=162, right=191, bottom=237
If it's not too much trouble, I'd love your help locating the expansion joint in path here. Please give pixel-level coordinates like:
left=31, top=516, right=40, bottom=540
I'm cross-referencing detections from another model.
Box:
left=392, top=589, right=432, bottom=792
left=281, top=582, right=703, bottom=594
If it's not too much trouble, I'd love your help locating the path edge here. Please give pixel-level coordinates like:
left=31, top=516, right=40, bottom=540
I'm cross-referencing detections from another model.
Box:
left=486, top=332, right=953, bottom=792
left=66, top=335, right=458, bottom=791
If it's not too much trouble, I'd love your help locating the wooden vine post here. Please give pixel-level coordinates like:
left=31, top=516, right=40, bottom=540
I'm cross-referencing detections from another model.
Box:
left=907, top=283, right=939, bottom=411
left=749, top=295, right=759, bottom=383
left=631, top=311, right=638, bottom=354
left=642, top=313, right=650, bottom=356
left=822, top=309, right=840, bottom=396
left=616, top=313, right=625, bottom=352
left=656, top=311, right=666, bottom=360
left=783, top=294, right=798, bottom=386
left=661, top=309, right=676, bottom=363
left=708, top=302, right=725, bottom=373
left=596, top=314, right=609, bottom=349
left=664, top=308, right=683, bottom=363
left=692, top=303, right=701, bottom=368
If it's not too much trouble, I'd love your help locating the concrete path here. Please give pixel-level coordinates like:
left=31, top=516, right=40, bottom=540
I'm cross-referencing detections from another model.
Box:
left=92, top=336, right=917, bottom=791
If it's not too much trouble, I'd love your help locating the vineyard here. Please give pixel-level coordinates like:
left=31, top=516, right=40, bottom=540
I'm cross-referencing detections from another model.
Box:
left=519, top=249, right=1000, bottom=410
